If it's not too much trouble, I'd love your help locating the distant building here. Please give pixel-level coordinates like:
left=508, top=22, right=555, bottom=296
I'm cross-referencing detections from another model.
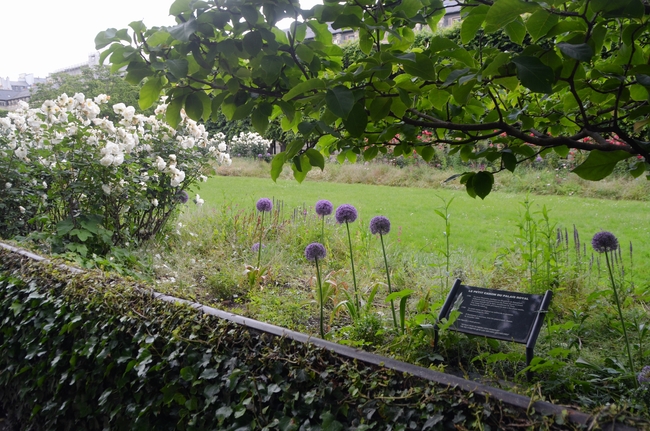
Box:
left=51, top=52, right=101, bottom=76
left=0, top=74, right=46, bottom=110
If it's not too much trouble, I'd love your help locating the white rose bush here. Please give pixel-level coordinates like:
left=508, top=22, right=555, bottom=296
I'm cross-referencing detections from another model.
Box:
left=0, top=93, right=230, bottom=257
left=227, top=131, right=272, bottom=160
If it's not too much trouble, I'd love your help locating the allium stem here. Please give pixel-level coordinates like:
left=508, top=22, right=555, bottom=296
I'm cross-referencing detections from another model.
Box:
left=257, top=211, right=264, bottom=268
left=605, top=251, right=636, bottom=384
left=345, top=221, right=360, bottom=310
left=315, top=257, right=325, bottom=338
left=380, top=233, right=398, bottom=331
left=320, top=216, right=325, bottom=244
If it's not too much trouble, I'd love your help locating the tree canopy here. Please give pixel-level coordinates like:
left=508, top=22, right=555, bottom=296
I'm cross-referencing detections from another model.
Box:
left=97, top=0, right=650, bottom=198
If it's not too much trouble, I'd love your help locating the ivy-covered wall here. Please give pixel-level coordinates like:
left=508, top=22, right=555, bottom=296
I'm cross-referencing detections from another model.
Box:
left=0, top=248, right=640, bottom=430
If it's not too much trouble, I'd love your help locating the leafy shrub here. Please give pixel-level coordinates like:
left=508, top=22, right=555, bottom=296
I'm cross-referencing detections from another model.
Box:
left=227, top=131, right=272, bottom=160
left=0, top=95, right=231, bottom=256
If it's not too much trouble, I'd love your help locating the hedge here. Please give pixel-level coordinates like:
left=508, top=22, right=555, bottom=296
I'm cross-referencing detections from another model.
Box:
left=0, top=246, right=644, bottom=430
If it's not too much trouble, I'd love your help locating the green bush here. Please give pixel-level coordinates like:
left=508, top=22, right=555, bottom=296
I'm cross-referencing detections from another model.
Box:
left=2, top=249, right=637, bottom=430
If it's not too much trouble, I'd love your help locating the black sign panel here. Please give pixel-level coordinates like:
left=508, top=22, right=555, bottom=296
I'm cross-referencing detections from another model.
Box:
left=444, top=284, right=544, bottom=344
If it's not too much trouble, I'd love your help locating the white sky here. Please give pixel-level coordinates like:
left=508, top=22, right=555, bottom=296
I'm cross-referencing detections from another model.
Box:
left=1, top=0, right=321, bottom=81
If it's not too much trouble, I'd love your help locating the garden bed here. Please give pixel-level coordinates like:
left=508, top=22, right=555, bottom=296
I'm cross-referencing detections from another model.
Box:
left=0, top=242, right=645, bottom=430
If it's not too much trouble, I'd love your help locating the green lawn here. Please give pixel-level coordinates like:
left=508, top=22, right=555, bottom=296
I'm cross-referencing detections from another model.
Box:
left=198, top=175, right=650, bottom=280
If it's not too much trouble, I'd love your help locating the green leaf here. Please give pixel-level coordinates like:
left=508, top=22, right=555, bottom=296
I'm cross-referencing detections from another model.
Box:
left=124, top=62, right=153, bottom=85
left=139, top=77, right=164, bottom=110
left=342, top=102, right=368, bottom=137
left=325, top=85, right=355, bottom=119
left=472, top=171, right=494, bottom=199
left=363, top=146, right=379, bottom=161
left=166, top=59, right=189, bottom=79
left=252, top=107, right=269, bottom=135
left=461, top=5, right=489, bottom=44
left=184, top=93, right=203, bottom=121
left=168, top=18, right=199, bottom=42
left=292, top=154, right=312, bottom=183
left=169, top=0, right=191, bottom=15
left=419, top=146, right=435, bottom=162
left=180, top=366, right=194, bottom=381
left=166, top=96, right=184, bottom=128
left=557, top=43, right=594, bottom=63
left=572, top=150, right=633, bottom=181
left=368, top=97, right=392, bottom=121
left=271, top=153, right=286, bottom=182
left=427, top=88, right=450, bottom=110
left=504, top=18, right=526, bottom=45
left=243, top=31, right=263, bottom=57
left=525, top=9, right=559, bottom=41
left=402, top=55, right=437, bottom=80
left=56, top=219, right=75, bottom=236
left=511, top=56, right=554, bottom=93
left=502, top=151, right=517, bottom=172
left=305, top=149, right=325, bottom=170
left=484, top=0, right=540, bottom=34
left=283, top=79, right=326, bottom=101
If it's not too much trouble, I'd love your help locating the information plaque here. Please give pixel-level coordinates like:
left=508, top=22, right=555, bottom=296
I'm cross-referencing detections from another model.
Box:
left=435, top=279, right=552, bottom=374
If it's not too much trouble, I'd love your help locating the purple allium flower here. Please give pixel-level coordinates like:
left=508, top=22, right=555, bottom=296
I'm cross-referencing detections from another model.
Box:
left=335, top=204, right=358, bottom=224
left=175, top=190, right=189, bottom=204
left=592, top=231, right=619, bottom=253
left=638, top=365, right=650, bottom=385
left=251, top=242, right=265, bottom=252
left=305, top=242, right=326, bottom=261
left=256, top=197, right=273, bottom=212
left=370, top=215, right=391, bottom=235
left=315, top=200, right=333, bottom=217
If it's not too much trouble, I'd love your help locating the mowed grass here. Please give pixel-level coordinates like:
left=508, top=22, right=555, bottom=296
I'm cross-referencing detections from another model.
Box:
left=197, top=174, right=650, bottom=280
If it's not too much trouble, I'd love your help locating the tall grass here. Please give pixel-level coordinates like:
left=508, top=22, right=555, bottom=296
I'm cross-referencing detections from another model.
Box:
left=216, top=158, right=650, bottom=201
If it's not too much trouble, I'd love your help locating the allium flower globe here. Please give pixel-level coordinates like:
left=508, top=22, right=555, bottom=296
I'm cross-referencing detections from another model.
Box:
left=370, top=216, right=391, bottom=235
left=335, top=204, right=358, bottom=224
left=256, top=197, right=273, bottom=212
left=251, top=242, right=265, bottom=253
left=592, top=231, right=619, bottom=253
left=638, top=365, right=650, bottom=385
left=176, top=190, right=189, bottom=204
left=315, top=200, right=333, bottom=216
left=305, top=242, right=327, bottom=261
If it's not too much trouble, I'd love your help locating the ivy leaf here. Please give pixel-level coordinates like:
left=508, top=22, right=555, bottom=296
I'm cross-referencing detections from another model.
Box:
left=325, top=86, right=355, bottom=119
left=511, top=56, right=554, bottom=93
left=557, top=43, right=594, bottom=63
left=572, top=150, right=632, bottom=181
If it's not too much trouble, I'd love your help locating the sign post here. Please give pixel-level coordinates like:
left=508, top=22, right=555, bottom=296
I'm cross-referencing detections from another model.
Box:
left=435, top=279, right=552, bottom=379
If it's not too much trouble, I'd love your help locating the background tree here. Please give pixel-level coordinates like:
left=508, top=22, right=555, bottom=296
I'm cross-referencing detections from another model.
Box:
left=98, top=0, right=650, bottom=197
